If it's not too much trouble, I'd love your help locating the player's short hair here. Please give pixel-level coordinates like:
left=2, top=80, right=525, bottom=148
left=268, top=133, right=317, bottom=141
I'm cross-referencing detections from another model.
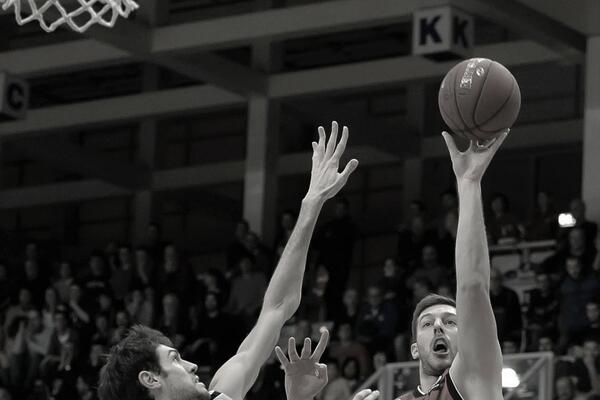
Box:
left=98, top=325, right=173, bottom=400
left=411, top=294, right=456, bottom=343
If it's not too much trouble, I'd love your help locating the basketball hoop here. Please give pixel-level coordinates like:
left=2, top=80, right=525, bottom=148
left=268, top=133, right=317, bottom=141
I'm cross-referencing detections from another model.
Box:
left=0, top=0, right=139, bottom=33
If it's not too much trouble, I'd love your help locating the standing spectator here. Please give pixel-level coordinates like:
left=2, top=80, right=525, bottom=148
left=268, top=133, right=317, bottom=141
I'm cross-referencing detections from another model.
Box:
left=489, top=268, right=522, bottom=344
left=526, top=272, right=560, bottom=348
left=20, top=260, right=47, bottom=308
left=41, top=309, right=79, bottom=381
left=23, top=310, right=52, bottom=388
left=82, top=252, right=110, bottom=306
left=53, top=262, right=75, bottom=304
left=527, top=191, right=558, bottom=240
left=41, top=287, right=60, bottom=331
left=134, top=246, right=155, bottom=287
left=487, top=192, right=520, bottom=244
left=337, top=288, right=360, bottom=327
left=543, top=227, right=597, bottom=280
left=156, top=294, right=186, bottom=348
left=315, top=198, right=357, bottom=317
left=244, top=232, right=272, bottom=274
left=377, top=257, right=406, bottom=303
left=0, top=264, right=14, bottom=315
left=275, top=210, right=296, bottom=250
left=225, top=256, right=267, bottom=331
left=397, top=215, right=437, bottom=270
left=559, top=257, right=600, bottom=351
left=109, top=310, right=130, bottom=346
left=356, top=285, right=397, bottom=353
left=341, top=357, right=361, bottom=392
left=124, top=287, right=153, bottom=327
left=301, top=264, right=329, bottom=322
left=90, top=314, right=111, bottom=346
left=4, top=288, right=35, bottom=334
left=66, top=284, right=91, bottom=329
left=226, top=220, right=250, bottom=273
left=109, top=244, right=135, bottom=301
left=158, top=243, right=191, bottom=307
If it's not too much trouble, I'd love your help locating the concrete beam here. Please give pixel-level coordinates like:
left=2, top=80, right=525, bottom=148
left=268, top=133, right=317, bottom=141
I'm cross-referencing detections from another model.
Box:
left=0, top=145, right=398, bottom=209
left=0, top=41, right=559, bottom=138
left=10, top=137, right=151, bottom=190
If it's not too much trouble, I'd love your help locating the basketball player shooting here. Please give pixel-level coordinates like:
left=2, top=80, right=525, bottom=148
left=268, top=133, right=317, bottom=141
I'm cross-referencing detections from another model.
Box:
left=398, top=130, right=509, bottom=400
left=97, top=121, right=358, bottom=400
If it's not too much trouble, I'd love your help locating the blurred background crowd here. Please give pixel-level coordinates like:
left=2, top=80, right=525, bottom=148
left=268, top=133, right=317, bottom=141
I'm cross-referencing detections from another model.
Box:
left=0, top=191, right=599, bottom=400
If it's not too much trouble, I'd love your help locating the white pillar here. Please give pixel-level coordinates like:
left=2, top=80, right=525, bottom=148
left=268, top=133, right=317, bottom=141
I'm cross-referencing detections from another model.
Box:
left=582, top=36, right=600, bottom=223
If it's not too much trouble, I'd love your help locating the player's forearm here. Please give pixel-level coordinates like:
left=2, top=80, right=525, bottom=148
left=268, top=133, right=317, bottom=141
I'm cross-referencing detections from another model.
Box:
left=456, top=179, right=490, bottom=290
left=262, top=196, right=324, bottom=317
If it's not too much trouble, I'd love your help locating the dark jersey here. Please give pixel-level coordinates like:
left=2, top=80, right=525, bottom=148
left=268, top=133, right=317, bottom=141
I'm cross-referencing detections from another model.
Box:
left=210, top=391, right=233, bottom=400
left=396, top=369, right=464, bottom=400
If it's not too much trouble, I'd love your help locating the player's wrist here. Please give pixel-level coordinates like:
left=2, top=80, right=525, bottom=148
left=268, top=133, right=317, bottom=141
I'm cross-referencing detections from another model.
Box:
left=456, top=177, right=482, bottom=189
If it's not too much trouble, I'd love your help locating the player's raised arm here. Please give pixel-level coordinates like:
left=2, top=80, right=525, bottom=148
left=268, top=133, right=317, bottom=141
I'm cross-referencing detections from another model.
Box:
left=444, top=131, right=508, bottom=399
left=209, top=121, right=358, bottom=400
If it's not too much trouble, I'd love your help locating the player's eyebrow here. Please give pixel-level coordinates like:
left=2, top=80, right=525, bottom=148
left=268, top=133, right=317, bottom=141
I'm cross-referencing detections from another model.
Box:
left=419, top=311, right=456, bottom=322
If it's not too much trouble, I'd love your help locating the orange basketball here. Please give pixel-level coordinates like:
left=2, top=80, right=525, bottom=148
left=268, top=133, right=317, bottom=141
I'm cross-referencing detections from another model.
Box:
left=438, top=58, right=521, bottom=141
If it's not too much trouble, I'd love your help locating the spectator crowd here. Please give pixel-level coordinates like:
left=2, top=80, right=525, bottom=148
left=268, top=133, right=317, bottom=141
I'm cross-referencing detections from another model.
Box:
left=0, top=192, right=599, bottom=400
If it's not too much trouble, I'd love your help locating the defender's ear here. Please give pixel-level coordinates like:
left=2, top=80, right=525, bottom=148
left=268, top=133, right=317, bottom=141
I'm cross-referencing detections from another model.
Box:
left=138, top=370, right=161, bottom=390
left=410, top=343, right=419, bottom=360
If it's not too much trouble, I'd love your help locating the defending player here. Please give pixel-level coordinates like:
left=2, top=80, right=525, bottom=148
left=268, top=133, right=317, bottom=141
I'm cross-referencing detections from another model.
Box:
left=97, top=121, right=358, bottom=400
left=398, top=131, right=508, bottom=400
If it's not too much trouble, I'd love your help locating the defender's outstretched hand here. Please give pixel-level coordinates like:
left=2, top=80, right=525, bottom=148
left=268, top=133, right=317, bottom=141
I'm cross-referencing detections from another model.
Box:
left=442, top=130, right=509, bottom=182
left=353, top=389, right=381, bottom=400
left=306, top=121, right=359, bottom=202
left=275, top=328, right=329, bottom=400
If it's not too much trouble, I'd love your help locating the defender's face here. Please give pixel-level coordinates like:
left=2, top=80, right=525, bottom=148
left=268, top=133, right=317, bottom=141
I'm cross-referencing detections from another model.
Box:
left=412, top=304, right=458, bottom=376
left=155, top=345, right=209, bottom=400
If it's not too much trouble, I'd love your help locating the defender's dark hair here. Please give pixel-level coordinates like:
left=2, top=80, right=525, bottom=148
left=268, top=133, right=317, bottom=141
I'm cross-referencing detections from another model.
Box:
left=411, top=294, right=456, bottom=343
left=97, top=325, right=173, bottom=400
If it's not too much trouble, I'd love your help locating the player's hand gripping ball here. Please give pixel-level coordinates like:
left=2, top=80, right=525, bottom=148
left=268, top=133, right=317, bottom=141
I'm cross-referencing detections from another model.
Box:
left=438, top=58, right=521, bottom=142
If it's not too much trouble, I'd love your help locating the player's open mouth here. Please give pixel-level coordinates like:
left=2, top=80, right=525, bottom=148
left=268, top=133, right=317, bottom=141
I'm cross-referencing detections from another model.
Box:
left=432, top=338, right=449, bottom=354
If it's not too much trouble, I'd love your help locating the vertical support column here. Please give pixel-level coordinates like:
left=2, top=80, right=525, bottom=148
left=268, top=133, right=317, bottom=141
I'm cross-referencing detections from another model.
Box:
left=582, top=36, right=600, bottom=223
left=131, top=66, right=159, bottom=245
left=243, top=4, right=280, bottom=246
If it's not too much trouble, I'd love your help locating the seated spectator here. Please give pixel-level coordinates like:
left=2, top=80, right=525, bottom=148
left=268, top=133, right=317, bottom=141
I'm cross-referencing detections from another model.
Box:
left=558, top=199, right=598, bottom=250
left=23, top=310, right=53, bottom=388
left=584, top=301, right=600, bottom=343
left=356, top=285, right=397, bottom=353
left=75, top=373, right=98, bottom=400
left=526, top=272, right=560, bottom=348
left=225, top=256, right=267, bottom=331
left=538, top=335, right=556, bottom=352
left=341, top=357, right=361, bottom=392
left=527, top=191, right=558, bottom=240
left=66, top=284, right=91, bottom=329
left=558, top=258, right=600, bottom=352
left=486, top=192, right=521, bottom=244
left=80, top=340, right=106, bottom=380
left=411, top=277, right=433, bottom=308
left=329, top=323, right=371, bottom=380
left=489, top=268, right=522, bottom=344
left=544, top=228, right=598, bottom=285
left=53, top=261, right=75, bottom=304
left=321, top=362, right=352, bottom=400
left=90, top=314, right=111, bottom=346
left=556, top=339, right=600, bottom=396
left=378, top=257, right=407, bottom=303
left=4, top=288, right=35, bottom=334
left=554, top=376, right=587, bottom=400
left=274, top=209, right=296, bottom=250
left=406, top=244, right=450, bottom=290
left=41, top=309, right=79, bottom=381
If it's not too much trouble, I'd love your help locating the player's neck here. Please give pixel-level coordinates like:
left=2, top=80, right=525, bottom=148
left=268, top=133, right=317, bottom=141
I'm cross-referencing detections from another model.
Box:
left=418, top=369, right=441, bottom=394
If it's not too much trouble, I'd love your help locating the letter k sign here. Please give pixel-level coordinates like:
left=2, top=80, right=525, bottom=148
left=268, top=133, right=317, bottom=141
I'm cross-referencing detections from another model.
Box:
left=420, top=15, right=442, bottom=45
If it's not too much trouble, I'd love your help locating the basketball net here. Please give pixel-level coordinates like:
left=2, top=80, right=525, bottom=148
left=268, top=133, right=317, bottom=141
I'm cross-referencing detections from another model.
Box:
left=0, top=0, right=139, bottom=33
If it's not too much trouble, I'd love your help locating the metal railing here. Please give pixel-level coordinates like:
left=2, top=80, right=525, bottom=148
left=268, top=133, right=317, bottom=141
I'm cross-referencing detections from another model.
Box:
left=357, top=352, right=554, bottom=400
